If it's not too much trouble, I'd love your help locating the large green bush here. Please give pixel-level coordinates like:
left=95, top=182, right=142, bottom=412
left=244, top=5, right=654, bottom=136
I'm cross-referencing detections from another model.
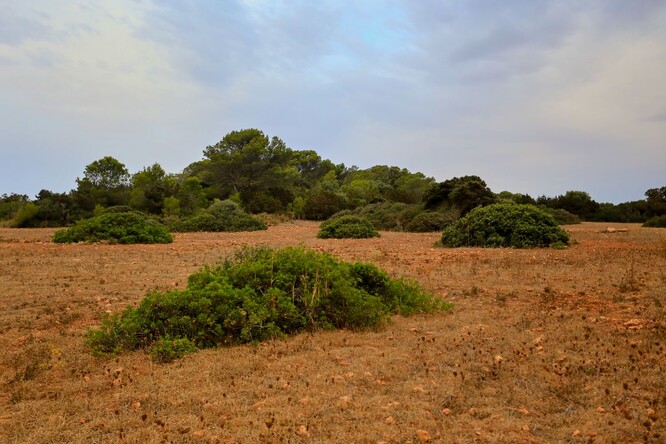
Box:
left=86, top=246, right=449, bottom=360
left=643, top=215, right=666, bottom=228
left=318, top=215, right=380, bottom=239
left=441, top=203, right=569, bottom=248
left=53, top=212, right=172, bottom=244
left=170, top=200, right=267, bottom=232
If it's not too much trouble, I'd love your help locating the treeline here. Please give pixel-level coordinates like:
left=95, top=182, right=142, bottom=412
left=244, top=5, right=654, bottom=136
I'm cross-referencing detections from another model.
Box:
left=1, top=128, right=664, bottom=228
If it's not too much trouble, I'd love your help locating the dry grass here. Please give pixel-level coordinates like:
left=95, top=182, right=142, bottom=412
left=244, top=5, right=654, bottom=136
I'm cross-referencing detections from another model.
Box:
left=0, top=222, right=665, bottom=443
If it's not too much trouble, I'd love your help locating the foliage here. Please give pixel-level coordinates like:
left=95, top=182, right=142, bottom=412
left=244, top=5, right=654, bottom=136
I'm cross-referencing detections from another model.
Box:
left=0, top=193, right=29, bottom=221
left=643, top=215, right=666, bottom=228
left=543, top=207, right=581, bottom=225
left=645, top=187, right=666, bottom=218
left=441, top=203, right=569, bottom=248
left=195, top=129, right=297, bottom=212
left=150, top=336, right=198, bottom=363
left=331, top=202, right=458, bottom=233
left=538, top=190, right=599, bottom=220
left=340, top=202, right=410, bottom=230
left=10, top=203, right=39, bottom=228
left=170, top=200, right=267, bottom=232
left=424, top=175, right=496, bottom=215
left=403, top=210, right=457, bottom=232
left=53, top=212, right=173, bottom=244
left=302, top=190, right=349, bottom=220
left=129, top=163, right=178, bottom=214
left=318, top=215, right=380, bottom=239
left=86, top=246, right=449, bottom=358
left=81, top=156, right=130, bottom=190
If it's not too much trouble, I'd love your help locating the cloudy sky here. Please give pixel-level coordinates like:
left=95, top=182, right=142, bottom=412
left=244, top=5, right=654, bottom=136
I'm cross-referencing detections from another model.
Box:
left=1, top=0, right=665, bottom=203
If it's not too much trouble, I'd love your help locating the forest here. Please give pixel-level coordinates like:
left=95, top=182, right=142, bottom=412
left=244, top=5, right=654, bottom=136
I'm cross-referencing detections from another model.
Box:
left=1, top=128, right=665, bottom=229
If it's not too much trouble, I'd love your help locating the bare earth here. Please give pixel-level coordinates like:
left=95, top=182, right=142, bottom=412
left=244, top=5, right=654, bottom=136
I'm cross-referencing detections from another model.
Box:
left=0, top=222, right=664, bottom=443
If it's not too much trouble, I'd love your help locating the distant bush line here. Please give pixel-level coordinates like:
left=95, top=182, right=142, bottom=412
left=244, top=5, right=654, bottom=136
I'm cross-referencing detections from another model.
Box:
left=1, top=129, right=663, bottom=228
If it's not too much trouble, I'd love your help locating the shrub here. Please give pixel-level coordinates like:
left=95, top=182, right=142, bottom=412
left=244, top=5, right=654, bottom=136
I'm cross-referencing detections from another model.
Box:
left=354, top=202, right=410, bottom=230
left=86, top=246, right=450, bottom=358
left=318, top=215, right=380, bottom=239
left=171, top=200, right=267, bottom=232
left=441, top=203, right=569, bottom=248
left=151, top=336, right=198, bottom=363
left=543, top=207, right=581, bottom=225
left=302, top=191, right=349, bottom=220
left=331, top=202, right=458, bottom=233
left=403, top=210, right=457, bottom=232
left=53, top=212, right=173, bottom=244
left=643, top=215, right=666, bottom=228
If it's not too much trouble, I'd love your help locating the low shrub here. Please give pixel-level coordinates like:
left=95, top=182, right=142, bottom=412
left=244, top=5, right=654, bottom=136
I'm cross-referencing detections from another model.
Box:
left=403, top=211, right=457, bottom=232
left=355, top=202, right=410, bottom=230
left=441, top=203, right=569, bottom=248
left=331, top=202, right=458, bottom=233
left=318, top=215, right=380, bottom=239
left=171, top=200, right=267, bottom=232
left=643, top=215, right=666, bottom=228
left=543, top=207, right=581, bottom=225
left=86, top=246, right=450, bottom=361
left=53, top=212, right=173, bottom=244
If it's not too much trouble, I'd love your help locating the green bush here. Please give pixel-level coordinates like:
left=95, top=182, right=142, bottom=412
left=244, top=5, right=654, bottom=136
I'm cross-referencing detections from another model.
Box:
left=403, top=211, right=457, bottom=232
left=354, top=202, right=410, bottom=230
left=318, top=215, right=380, bottom=239
left=543, top=207, right=581, bottom=225
left=171, top=200, right=267, bottom=232
left=441, top=203, right=569, bottom=248
left=53, top=212, right=173, bottom=244
left=331, top=202, right=458, bottom=233
left=643, top=215, right=666, bottom=228
left=86, top=246, right=450, bottom=358
left=151, top=336, right=198, bottom=363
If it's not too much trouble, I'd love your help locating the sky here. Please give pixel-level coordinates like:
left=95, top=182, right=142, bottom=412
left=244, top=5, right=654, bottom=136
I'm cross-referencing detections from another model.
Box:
left=1, top=0, right=665, bottom=204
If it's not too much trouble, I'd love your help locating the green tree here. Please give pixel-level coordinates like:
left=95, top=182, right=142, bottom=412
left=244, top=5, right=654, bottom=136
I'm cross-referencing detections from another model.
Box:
left=129, top=163, right=177, bottom=214
left=645, top=187, right=666, bottom=218
left=551, top=191, right=599, bottom=220
left=177, top=177, right=208, bottom=216
left=424, top=175, right=496, bottom=215
left=201, top=129, right=297, bottom=212
left=81, top=156, right=130, bottom=190
left=74, top=156, right=131, bottom=209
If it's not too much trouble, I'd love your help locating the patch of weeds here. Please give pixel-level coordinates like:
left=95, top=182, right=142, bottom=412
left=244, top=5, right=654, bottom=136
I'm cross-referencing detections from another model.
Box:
left=86, top=246, right=450, bottom=360
left=540, top=286, right=556, bottom=304
left=463, top=286, right=481, bottom=298
left=617, top=256, right=643, bottom=293
left=495, top=290, right=517, bottom=305
left=11, top=338, right=52, bottom=383
left=550, top=241, right=568, bottom=250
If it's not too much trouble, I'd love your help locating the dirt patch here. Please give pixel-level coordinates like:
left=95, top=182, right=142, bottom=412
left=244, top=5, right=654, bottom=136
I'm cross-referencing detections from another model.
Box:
left=0, top=222, right=664, bottom=443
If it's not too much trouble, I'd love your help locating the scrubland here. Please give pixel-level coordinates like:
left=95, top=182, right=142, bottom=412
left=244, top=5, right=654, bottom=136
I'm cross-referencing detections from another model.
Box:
left=0, top=222, right=664, bottom=443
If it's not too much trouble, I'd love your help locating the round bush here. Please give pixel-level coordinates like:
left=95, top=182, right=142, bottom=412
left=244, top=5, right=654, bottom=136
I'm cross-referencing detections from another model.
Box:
left=317, top=215, right=380, bottom=239
left=643, top=215, right=666, bottom=228
left=53, top=212, right=173, bottom=244
left=403, top=211, right=457, bottom=232
left=171, top=200, right=267, bottom=232
left=85, top=246, right=450, bottom=360
left=441, top=203, right=569, bottom=248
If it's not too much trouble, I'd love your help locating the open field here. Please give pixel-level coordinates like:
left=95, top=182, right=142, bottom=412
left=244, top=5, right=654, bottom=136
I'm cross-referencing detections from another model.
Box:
left=1, top=222, right=665, bottom=443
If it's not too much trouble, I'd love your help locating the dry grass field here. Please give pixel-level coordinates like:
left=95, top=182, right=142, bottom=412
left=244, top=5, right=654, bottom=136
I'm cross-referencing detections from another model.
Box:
left=0, top=222, right=665, bottom=443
